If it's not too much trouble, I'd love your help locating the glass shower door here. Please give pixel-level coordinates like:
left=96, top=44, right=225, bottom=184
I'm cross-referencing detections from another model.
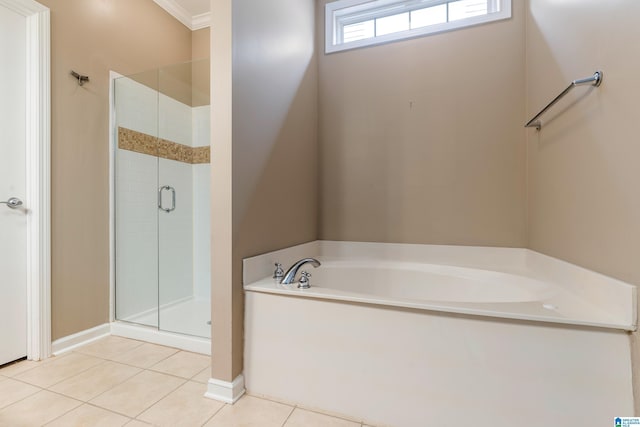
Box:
left=114, top=69, right=160, bottom=328
left=157, top=59, right=211, bottom=338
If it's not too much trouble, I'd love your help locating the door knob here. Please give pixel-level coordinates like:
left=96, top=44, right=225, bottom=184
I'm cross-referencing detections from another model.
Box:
left=0, top=197, right=23, bottom=209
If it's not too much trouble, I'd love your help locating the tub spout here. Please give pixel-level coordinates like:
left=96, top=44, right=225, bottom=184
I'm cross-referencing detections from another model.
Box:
left=280, top=258, right=321, bottom=284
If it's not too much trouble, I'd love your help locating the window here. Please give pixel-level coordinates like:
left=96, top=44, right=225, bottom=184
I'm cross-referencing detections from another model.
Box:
left=325, top=0, right=511, bottom=53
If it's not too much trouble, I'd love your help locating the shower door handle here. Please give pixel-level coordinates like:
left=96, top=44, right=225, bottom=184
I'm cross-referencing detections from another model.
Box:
left=158, top=185, right=176, bottom=213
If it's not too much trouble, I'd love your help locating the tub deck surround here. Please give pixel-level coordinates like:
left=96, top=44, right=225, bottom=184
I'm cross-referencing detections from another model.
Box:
left=242, top=241, right=635, bottom=427
left=244, top=292, right=632, bottom=427
left=243, top=241, right=636, bottom=331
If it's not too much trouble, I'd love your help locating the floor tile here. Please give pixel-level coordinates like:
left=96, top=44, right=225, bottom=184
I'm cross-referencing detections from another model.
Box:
left=111, top=343, right=179, bottom=368
left=74, top=336, right=144, bottom=360
left=191, top=366, right=210, bottom=384
left=138, top=381, right=224, bottom=426
left=45, top=403, right=130, bottom=427
left=0, top=378, right=41, bottom=409
left=50, top=361, right=141, bottom=401
left=149, top=351, right=210, bottom=379
left=0, top=357, right=51, bottom=377
left=90, top=370, right=185, bottom=417
left=14, top=353, right=103, bottom=388
left=0, top=390, right=81, bottom=426
left=204, top=395, right=294, bottom=427
left=284, top=408, right=361, bottom=427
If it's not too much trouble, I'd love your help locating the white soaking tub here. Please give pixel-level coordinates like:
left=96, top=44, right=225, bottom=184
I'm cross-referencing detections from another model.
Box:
left=243, top=241, right=636, bottom=427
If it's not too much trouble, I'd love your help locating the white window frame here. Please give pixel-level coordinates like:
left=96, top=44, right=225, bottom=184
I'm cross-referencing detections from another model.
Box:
left=325, top=0, right=511, bottom=54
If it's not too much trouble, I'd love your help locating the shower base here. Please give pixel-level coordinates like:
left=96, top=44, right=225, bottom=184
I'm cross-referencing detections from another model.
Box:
left=112, top=297, right=211, bottom=355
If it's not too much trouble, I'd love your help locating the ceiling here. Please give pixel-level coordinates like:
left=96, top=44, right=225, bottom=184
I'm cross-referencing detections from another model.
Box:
left=153, top=0, right=211, bottom=31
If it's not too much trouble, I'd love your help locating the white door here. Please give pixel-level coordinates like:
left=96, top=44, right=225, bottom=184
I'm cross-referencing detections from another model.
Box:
left=0, top=3, right=28, bottom=365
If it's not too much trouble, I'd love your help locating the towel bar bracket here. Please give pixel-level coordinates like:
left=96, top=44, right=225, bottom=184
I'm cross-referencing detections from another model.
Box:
left=525, top=71, right=603, bottom=130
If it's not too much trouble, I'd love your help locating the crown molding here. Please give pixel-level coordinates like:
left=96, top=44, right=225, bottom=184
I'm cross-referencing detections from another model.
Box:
left=191, top=12, right=211, bottom=30
left=153, top=0, right=210, bottom=30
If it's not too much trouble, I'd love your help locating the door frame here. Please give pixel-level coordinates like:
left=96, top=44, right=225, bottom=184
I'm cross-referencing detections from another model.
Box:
left=0, top=0, right=51, bottom=361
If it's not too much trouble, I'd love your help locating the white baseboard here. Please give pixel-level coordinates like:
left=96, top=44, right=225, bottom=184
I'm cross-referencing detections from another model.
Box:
left=51, top=323, right=111, bottom=356
left=52, top=321, right=211, bottom=357
left=205, top=374, right=245, bottom=404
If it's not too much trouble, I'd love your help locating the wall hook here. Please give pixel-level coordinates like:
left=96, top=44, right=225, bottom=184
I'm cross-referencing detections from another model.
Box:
left=70, top=70, right=89, bottom=86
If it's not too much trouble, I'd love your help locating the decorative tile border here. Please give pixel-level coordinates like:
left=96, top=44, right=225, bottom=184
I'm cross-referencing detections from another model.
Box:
left=192, top=146, right=211, bottom=164
left=118, top=127, right=210, bottom=164
left=118, top=126, right=157, bottom=156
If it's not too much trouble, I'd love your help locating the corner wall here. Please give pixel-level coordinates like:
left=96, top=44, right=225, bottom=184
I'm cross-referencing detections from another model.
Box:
left=525, top=0, right=640, bottom=413
left=317, top=0, right=527, bottom=247
left=210, top=0, right=318, bottom=382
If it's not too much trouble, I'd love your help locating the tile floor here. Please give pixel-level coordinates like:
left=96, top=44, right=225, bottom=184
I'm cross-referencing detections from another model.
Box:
left=0, top=336, right=376, bottom=427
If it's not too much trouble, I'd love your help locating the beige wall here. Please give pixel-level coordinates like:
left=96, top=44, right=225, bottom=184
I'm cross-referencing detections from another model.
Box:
left=317, top=0, right=526, bottom=247
left=193, top=28, right=210, bottom=60
left=41, top=0, right=194, bottom=340
left=525, top=0, right=640, bottom=413
left=192, top=28, right=211, bottom=107
left=210, top=0, right=318, bottom=381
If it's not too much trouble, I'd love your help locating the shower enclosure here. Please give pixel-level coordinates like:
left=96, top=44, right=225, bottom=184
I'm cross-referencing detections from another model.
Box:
left=112, top=59, right=211, bottom=347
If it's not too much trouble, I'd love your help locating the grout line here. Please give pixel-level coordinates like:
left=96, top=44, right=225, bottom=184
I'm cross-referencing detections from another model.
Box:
left=198, top=402, right=225, bottom=427
left=72, top=337, right=147, bottom=360
left=30, top=389, right=84, bottom=426
left=0, top=366, right=37, bottom=378
left=189, top=366, right=210, bottom=382
left=50, top=361, right=143, bottom=403
left=102, top=347, right=180, bottom=370
left=1, top=374, right=47, bottom=388
left=146, top=350, right=185, bottom=370
left=0, top=383, right=43, bottom=411
left=85, top=400, right=134, bottom=420
left=133, top=378, right=192, bottom=420
left=46, top=388, right=89, bottom=403
left=43, top=359, right=109, bottom=391
left=75, top=357, right=144, bottom=370
left=154, top=370, right=203, bottom=382
left=291, top=405, right=363, bottom=424
left=84, top=368, right=149, bottom=407
left=130, top=375, right=188, bottom=419
left=247, top=392, right=361, bottom=425
left=146, top=365, right=211, bottom=382
left=83, top=400, right=137, bottom=420
left=243, top=391, right=296, bottom=407
left=280, top=404, right=296, bottom=427
left=8, top=365, right=95, bottom=391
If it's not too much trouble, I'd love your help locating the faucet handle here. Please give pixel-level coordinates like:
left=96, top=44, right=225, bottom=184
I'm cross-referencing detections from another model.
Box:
left=273, top=262, right=285, bottom=280
left=298, top=270, right=311, bottom=289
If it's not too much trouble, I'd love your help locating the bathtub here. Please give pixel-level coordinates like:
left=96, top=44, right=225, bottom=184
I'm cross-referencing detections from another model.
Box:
left=243, top=241, right=636, bottom=427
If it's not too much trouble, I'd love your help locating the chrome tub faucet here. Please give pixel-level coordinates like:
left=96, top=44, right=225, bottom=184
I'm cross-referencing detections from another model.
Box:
left=279, top=258, right=321, bottom=285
